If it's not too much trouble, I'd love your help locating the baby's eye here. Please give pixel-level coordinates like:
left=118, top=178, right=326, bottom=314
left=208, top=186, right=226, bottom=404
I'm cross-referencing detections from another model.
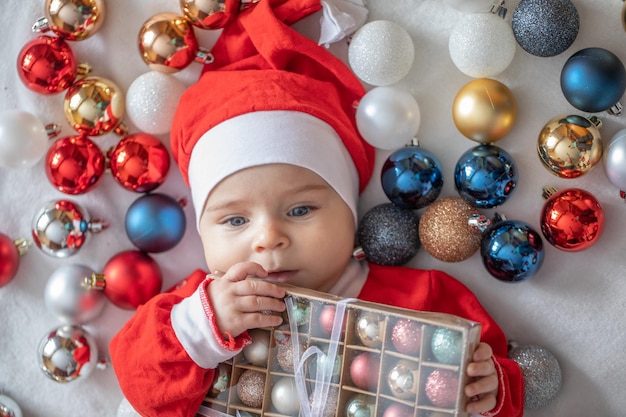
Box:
left=224, top=216, right=248, bottom=227
left=288, top=206, right=312, bottom=217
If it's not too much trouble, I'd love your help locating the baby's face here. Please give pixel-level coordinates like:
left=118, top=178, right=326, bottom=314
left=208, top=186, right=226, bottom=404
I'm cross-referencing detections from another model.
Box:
left=199, top=163, right=356, bottom=292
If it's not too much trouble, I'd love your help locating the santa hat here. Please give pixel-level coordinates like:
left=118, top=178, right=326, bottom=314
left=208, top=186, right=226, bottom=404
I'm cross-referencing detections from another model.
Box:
left=170, top=0, right=375, bottom=226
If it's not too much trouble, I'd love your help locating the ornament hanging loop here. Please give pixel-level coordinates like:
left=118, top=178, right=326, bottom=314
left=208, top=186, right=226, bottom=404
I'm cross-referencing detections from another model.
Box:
left=541, top=186, right=558, bottom=200
left=490, top=0, right=507, bottom=18
left=13, top=238, right=31, bottom=256
left=82, top=273, right=106, bottom=290
left=195, top=48, right=215, bottom=65
left=468, top=214, right=491, bottom=233
left=609, top=102, right=623, bottom=116
left=88, top=219, right=109, bottom=233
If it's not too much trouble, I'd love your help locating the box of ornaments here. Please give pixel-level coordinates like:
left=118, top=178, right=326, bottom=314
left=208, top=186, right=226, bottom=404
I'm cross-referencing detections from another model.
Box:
left=199, top=283, right=482, bottom=417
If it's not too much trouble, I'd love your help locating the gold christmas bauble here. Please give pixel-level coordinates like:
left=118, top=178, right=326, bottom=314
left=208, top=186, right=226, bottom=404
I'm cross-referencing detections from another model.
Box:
left=452, top=78, right=518, bottom=143
left=43, top=0, right=106, bottom=41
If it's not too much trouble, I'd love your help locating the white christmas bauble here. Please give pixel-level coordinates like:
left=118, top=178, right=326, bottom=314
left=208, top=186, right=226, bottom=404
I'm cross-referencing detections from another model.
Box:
left=0, top=394, right=23, bottom=417
left=126, top=71, right=187, bottom=135
left=348, top=20, right=415, bottom=86
left=116, top=397, right=142, bottom=417
left=356, top=86, right=421, bottom=150
left=444, top=0, right=496, bottom=13
left=0, top=110, right=48, bottom=169
left=449, top=12, right=516, bottom=78
left=271, top=377, right=300, bottom=415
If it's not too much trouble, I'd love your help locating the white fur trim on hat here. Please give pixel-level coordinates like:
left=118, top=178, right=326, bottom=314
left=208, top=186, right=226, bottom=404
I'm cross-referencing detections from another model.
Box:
left=188, top=110, right=359, bottom=228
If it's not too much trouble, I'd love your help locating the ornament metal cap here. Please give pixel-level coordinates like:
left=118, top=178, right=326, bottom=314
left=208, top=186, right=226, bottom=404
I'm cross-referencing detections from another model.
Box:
left=83, top=273, right=106, bottom=290
left=12, top=238, right=31, bottom=256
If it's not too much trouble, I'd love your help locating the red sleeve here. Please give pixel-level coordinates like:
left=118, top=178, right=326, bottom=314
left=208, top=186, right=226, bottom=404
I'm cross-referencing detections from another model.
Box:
left=109, top=270, right=217, bottom=417
left=360, top=264, right=524, bottom=417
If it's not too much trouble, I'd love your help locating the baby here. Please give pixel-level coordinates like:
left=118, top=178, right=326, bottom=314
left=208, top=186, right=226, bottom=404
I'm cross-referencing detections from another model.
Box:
left=110, top=1, right=523, bottom=416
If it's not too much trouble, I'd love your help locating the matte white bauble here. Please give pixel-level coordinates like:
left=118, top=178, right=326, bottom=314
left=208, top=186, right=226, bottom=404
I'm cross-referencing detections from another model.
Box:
left=116, top=397, right=142, bottom=417
left=356, top=86, right=421, bottom=150
left=348, top=20, right=415, bottom=86
left=0, top=110, right=49, bottom=169
left=449, top=12, right=516, bottom=78
left=126, top=71, right=187, bottom=135
left=443, top=0, right=496, bottom=13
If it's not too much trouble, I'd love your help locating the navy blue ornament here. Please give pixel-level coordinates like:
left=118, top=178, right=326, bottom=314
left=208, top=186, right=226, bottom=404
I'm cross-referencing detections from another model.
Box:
left=357, top=203, right=420, bottom=266
left=454, top=144, right=518, bottom=208
left=560, top=47, right=626, bottom=114
left=381, top=146, right=443, bottom=210
left=480, top=219, right=544, bottom=282
left=125, top=193, right=186, bottom=253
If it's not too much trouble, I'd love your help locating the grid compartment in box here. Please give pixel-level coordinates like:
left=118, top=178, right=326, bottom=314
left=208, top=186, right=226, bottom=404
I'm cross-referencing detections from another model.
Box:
left=201, top=283, right=481, bottom=417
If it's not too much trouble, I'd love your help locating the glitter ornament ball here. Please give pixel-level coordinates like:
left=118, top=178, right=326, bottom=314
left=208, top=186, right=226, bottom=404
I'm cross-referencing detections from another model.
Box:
left=349, top=352, right=380, bottom=390
left=37, top=324, right=99, bottom=383
left=512, top=0, right=579, bottom=57
left=16, top=35, right=77, bottom=94
left=603, top=129, right=626, bottom=195
left=381, top=146, right=443, bottom=210
left=236, top=370, right=265, bottom=408
left=309, top=386, right=339, bottom=417
left=418, top=197, right=483, bottom=263
left=35, top=0, right=106, bottom=41
left=382, top=402, right=413, bottom=417
left=509, top=344, right=562, bottom=409
left=443, top=0, right=495, bottom=13
left=64, top=76, right=125, bottom=136
left=109, top=133, right=170, bottom=193
left=481, top=219, right=545, bottom=282
left=391, top=319, right=421, bottom=355
left=537, top=114, right=603, bottom=179
left=448, top=12, right=516, bottom=78
left=560, top=47, right=626, bottom=114
left=0, top=110, right=50, bottom=169
left=0, top=394, right=23, bottom=417
left=44, top=264, right=107, bottom=324
left=356, top=86, right=421, bottom=150
left=45, top=135, right=106, bottom=195
left=271, top=377, right=300, bottom=415
left=243, top=329, right=270, bottom=366
left=454, top=144, right=518, bottom=208
left=430, top=328, right=463, bottom=365
left=348, top=20, right=415, bottom=86
left=357, top=203, right=420, bottom=266
left=452, top=78, right=517, bottom=143
left=126, top=71, right=187, bottom=135
left=125, top=193, right=186, bottom=253
left=540, top=188, right=604, bottom=251
left=425, top=369, right=459, bottom=408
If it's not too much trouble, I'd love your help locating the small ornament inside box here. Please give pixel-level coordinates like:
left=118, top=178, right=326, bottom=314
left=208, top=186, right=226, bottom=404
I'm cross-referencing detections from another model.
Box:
left=201, top=285, right=481, bottom=417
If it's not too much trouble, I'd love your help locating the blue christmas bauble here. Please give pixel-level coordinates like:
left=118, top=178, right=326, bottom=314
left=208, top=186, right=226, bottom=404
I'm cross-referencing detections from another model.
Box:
left=480, top=220, right=544, bottom=282
left=381, top=146, right=443, bottom=210
left=560, top=47, right=626, bottom=113
left=125, top=193, right=186, bottom=253
left=454, top=144, right=518, bottom=208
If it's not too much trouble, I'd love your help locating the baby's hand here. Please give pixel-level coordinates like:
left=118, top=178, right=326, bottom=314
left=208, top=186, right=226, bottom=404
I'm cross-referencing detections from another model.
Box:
left=208, top=262, right=286, bottom=338
left=465, top=342, right=498, bottom=414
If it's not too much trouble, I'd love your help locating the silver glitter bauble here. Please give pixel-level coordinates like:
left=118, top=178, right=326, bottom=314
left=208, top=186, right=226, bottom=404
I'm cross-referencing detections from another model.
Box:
left=430, top=327, right=463, bottom=365
left=0, top=394, right=22, bottom=417
left=348, top=20, right=415, bottom=86
left=44, top=264, right=107, bottom=324
left=357, top=203, right=420, bottom=266
left=37, top=325, right=99, bottom=383
left=509, top=344, right=562, bottom=409
left=512, top=0, right=579, bottom=57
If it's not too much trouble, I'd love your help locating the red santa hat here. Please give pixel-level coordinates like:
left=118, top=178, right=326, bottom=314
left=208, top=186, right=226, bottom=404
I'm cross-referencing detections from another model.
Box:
left=170, top=0, right=375, bottom=226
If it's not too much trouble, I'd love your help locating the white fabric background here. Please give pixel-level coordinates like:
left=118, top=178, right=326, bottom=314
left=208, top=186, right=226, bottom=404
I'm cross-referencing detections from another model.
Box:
left=1, top=1, right=625, bottom=416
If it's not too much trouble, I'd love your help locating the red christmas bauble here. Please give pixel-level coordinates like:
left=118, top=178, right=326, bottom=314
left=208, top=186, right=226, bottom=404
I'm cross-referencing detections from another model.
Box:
left=540, top=188, right=604, bottom=251
left=45, top=135, right=105, bottom=194
left=109, top=133, right=170, bottom=192
left=0, top=233, right=19, bottom=287
left=17, top=35, right=77, bottom=94
left=102, top=250, right=163, bottom=310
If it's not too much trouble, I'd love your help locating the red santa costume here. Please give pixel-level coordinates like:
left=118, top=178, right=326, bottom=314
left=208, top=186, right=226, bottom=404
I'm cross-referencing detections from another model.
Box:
left=109, top=1, right=524, bottom=416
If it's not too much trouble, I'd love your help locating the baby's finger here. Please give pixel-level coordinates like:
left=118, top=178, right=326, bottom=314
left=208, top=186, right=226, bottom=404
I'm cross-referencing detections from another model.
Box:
left=466, top=358, right=496, bottom=378
left=235, top=294, right=286, bottom=314
left=221, top=262, right=268, bottom=282
left=472, top=342, right=493, bottom=362
left=464, top=373, right=498, bottom=397
left=240, top=311, right=284, bottom=330
left=234, top=278, right=286, bottom=299
left=466, top=392, right=497, bottom=414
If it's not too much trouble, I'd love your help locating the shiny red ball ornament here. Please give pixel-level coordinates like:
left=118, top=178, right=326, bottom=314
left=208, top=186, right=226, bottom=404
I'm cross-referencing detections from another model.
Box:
left=17, top=35, right=78, bottom=94
left=0, top=233, right=20, bottom=287
left=109, top=133, right=170, bottom=192
left=101, top=250, right=162, bottom=310
left=45, top=135, right=105, bottom=194
left=540, top=187, right=604, bottom=251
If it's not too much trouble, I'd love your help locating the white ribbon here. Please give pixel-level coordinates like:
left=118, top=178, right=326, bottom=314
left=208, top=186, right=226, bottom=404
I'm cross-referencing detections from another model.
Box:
left=319, top=0, right=368, bottom=46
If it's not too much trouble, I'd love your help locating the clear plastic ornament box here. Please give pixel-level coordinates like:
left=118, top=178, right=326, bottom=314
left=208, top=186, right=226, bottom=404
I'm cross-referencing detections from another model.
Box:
left=201, top=283, right=481, bottom=417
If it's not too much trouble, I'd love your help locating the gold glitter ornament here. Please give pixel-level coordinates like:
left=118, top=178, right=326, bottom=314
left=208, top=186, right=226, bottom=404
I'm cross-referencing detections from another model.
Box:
left=418, top=197, right=483, bottom=262
left=452, top=78, right=517, bottom=143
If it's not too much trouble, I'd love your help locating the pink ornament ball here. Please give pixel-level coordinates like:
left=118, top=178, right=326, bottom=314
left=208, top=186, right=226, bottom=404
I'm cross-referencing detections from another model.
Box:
left=391, top=319, right=422, bottom=355
left=349, top=352, right=380, bottom=391
left=425, top=369, right=459, bottom=408
left=382, top=403, right=413, bottom=417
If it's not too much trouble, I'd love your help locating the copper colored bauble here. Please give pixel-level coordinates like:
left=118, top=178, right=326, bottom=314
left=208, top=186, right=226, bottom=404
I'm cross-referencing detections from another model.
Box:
left=452, top=78, right=517, bottom=143
left=138, top=13, right=210, bottom=73
left=537, top=114, right=603, bottom=179
left=34, top=0, right=106, bottom=41
left=424, top=369, right=459, bottom=408
left=540, top=188, right=604, bottom=251
left=109, top=133, right=170, bottom=192
left=0, top=233, right=29, bottom=287
left=236, top=369, right=265, bottom=408
left=180, top=0, right=238, bottom=30
left=84, top=250, right=162, bottom=310
left=45, top=135, right=106, bottom=194
left=349, top=352, right=380, bottom=391
left=17, top=36, right=77, bottom=94
left=64, top=76, right=125, bottom=136
left=418, top=197, right=483, bottom=262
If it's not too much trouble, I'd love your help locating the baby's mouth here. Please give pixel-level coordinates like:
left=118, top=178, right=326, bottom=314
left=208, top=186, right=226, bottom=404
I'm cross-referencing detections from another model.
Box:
left=265, top=270, right=297, bottom=283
